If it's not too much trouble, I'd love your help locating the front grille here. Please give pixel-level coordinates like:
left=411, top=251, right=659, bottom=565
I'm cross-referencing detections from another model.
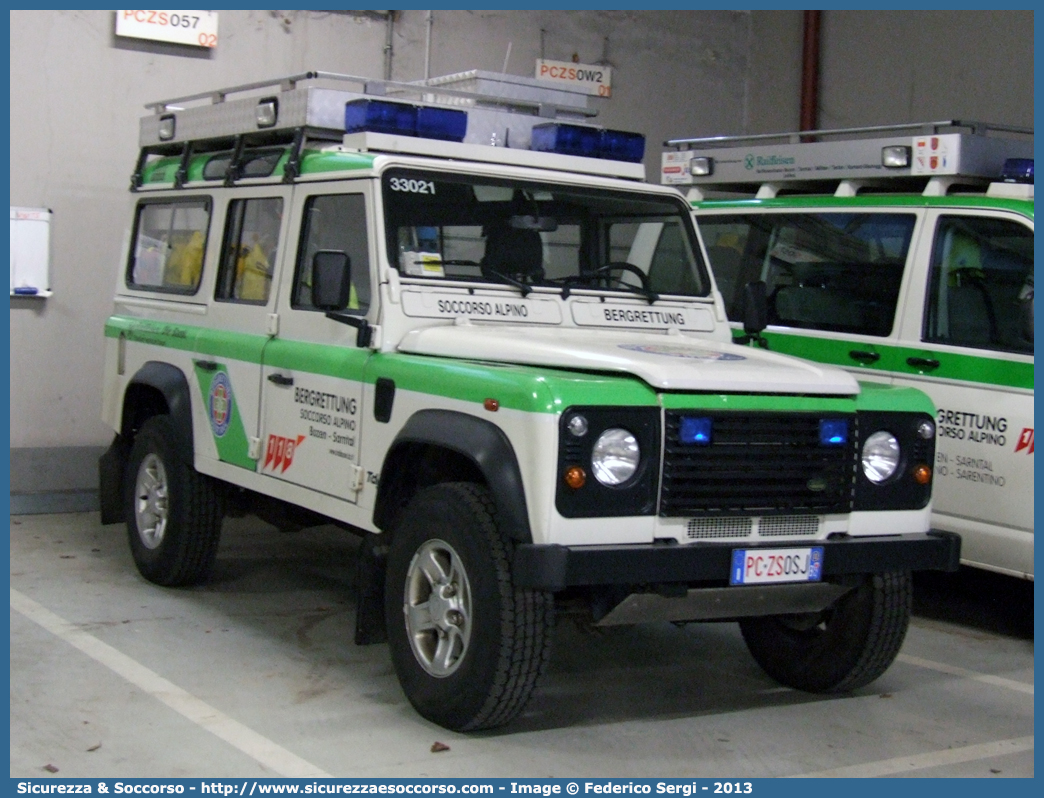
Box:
left=661, top=411, right=856, bottom=517
left=687, top=517, right=753, bottom=539
left=758, top=515, right=821, bottom=536
left=684, top=515, right=821, bottom=540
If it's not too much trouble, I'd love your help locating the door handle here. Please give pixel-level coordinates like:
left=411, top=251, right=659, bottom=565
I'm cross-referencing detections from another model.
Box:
left=267, top=373, right=294, bottom=386
left=906, top=357, right=940, bottom=370
left=848, top=350, right=881, bottom=364
left=194, top=360, right=219, bottom=371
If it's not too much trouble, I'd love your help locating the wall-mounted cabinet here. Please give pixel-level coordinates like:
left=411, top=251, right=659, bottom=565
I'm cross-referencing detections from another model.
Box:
left=10, top=206, right=52, bottom=298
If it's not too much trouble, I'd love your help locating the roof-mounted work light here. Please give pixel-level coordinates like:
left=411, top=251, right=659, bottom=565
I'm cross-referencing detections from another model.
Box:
left=255, top=97, right=278, bottom=129
left=157, top=114, right=176, bottom=141
left=689, top=156, right=713, bottom=176
left=881, top=145, right=910, bottom=168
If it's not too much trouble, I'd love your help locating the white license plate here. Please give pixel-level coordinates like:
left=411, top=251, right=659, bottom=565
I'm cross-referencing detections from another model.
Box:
left=730, top=546, right=824, bottom=585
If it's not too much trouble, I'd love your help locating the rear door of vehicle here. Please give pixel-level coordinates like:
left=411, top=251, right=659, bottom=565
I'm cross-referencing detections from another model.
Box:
left=194, top=186, right=290, bottom=472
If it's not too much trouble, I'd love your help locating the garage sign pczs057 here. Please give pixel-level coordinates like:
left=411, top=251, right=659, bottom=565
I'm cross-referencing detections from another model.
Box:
left=116, top=10, right=219, bottom=49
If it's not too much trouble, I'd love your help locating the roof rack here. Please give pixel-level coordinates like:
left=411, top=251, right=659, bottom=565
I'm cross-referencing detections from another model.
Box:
left=661, top=120, right=1033, bottom=200
left=131, top=70, right=605, bottom=190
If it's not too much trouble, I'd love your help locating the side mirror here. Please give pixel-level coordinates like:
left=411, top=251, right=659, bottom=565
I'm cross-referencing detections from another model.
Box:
left=742, top=280, right=768, bottom=336
left=313, top=250, right=373, bottom=348
left=738, top=280, right=769, bottom=348
left=312, top=250, right=352, bottom=311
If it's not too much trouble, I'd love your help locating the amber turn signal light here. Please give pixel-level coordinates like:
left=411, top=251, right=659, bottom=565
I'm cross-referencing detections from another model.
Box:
left=563, top=465, right=586, bottom=490
left=913, top=464, right=932, bottom=485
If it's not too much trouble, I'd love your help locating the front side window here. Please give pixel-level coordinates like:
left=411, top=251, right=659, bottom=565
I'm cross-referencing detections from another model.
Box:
left=215, top=197, right=283, bottom=304
left=127, top=198, right=210, bottom=293
left=292, top=193, right=371, bottom=314
left=381, top=169, right=709, bottom=299
left=925, top=215, right=1033, bottom=354
left=698, top=212, right=916, bottom=336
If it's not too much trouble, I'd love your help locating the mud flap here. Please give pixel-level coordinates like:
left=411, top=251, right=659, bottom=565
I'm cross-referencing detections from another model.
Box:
left=98, top=434, right=131, bottom=525
left=354, top=533, right=389, bottom=645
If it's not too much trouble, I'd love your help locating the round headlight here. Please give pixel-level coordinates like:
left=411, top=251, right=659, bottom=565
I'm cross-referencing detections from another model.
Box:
left=862, top=431, right=900, bottom=483
left=591, top=428, right=640, bottom=486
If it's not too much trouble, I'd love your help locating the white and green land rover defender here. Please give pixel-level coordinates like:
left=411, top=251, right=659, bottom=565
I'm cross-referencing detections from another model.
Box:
left=665, top=121, right=1032, bottom=581
left=99, top=73, right=959, bottom=731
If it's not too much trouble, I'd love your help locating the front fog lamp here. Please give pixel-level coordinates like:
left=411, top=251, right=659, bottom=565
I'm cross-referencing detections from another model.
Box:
left=591, top=428, right=640, bottom=486
left=862, top=431, right=900, bottom=483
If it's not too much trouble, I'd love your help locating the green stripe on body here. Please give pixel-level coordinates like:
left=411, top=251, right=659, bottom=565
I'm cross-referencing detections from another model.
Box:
left=747, top=330, right=1034, bottom=392
left=366, top=352, right=659, bottom=413
left=140, top=148, right=377, bottom=186
left=693, top=194, right=1034, bottom=218
left=107, top=315, right=934, bottom=418
left=661, top=381, right=932, bottom=414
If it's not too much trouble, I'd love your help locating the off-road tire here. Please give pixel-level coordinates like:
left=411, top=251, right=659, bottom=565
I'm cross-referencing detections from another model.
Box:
left=739, top=571, right=912, bottom=693
left=384, top=482, right=554, bottom=731
left=124, top=415, right=224, bottom=586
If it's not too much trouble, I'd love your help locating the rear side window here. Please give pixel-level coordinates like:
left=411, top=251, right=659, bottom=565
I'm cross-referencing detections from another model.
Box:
left=127, top=198, right=211, bottom=293
left=925, top=216, right=1034, bottom=354
left=215, top=197, right=283, bottom=305
left=698, top=212, right=916, bottom=336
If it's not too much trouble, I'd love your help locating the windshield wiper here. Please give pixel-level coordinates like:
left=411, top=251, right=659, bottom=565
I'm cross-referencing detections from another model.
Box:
left=610, top=282, right=660, bottom=305
left=553, top=275, right=660, bottom=305
left=484, top=269, right=532, bottom=298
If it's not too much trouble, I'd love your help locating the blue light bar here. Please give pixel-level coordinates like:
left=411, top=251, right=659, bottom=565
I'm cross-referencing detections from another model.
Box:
left=602, top=129, right=646, bottom=163
left=344, top=99, right=467, bottom=143
left=530, top=123, right=646, bottom=163
left=531, top=123, right=602, bottom=159
left=679, top=416, right=713, bottom=445
left=415, top=105, right=468, bottom=142
left=819, top=419, right=849, bottom=447
left=1002, top=158, right=1034, bottom=184
left=345, top=99, right=417, bottom=136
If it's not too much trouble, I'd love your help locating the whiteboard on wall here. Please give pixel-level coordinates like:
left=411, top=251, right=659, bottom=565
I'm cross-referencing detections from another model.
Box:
left=10, top=207, right=52, bottom=297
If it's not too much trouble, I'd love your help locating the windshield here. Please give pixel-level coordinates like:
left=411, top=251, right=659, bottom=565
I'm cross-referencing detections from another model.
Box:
left=382, top=169, right=710, bottom=299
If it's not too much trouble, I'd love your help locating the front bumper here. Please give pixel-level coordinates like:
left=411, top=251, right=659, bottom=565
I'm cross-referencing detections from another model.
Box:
left=513, top=531, right=961, bottom=591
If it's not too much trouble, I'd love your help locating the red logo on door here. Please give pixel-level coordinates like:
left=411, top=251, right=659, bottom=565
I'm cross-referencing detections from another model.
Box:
left=1015, top=428, right=1034, bottom=454
left=264, top=435, right=306, bottom=472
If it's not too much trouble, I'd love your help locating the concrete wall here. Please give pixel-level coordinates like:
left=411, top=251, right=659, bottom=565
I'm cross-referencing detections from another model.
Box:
left=817, top=10, right=1033, bottom=129
left=8, top=9, right=1033, bottom=509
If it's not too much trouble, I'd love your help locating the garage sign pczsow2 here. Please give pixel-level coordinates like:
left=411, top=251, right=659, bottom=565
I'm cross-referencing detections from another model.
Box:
left=116, top=10, right=219, bottom=49
left=535, top=58, right=612, bottom=97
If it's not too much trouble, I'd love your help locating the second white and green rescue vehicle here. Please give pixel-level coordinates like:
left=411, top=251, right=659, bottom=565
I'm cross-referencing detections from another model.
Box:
left=666, top=121, right=1032, bottom=580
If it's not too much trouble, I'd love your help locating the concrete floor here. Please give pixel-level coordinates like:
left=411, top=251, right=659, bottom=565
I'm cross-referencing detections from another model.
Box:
left=9, top=512, right=1035, bottom=778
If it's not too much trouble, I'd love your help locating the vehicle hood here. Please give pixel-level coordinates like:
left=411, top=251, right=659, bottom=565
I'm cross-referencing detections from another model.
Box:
left=397, top=324, right=859, bottom=395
